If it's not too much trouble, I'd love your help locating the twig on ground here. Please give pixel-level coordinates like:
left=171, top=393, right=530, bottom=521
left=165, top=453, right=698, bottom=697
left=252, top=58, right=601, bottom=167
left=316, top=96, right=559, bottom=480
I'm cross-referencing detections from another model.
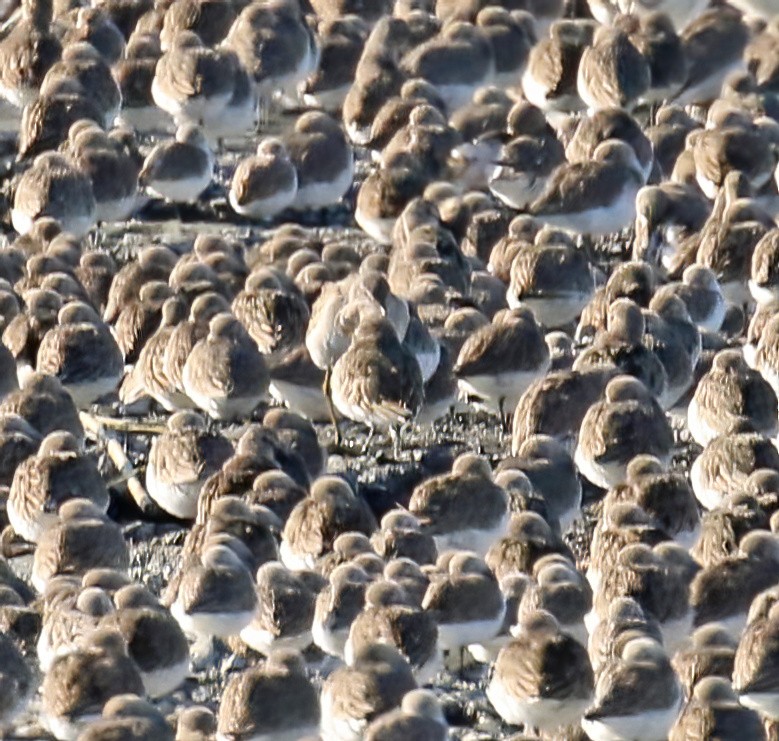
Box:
left=80, top=412, right=153, bottom=512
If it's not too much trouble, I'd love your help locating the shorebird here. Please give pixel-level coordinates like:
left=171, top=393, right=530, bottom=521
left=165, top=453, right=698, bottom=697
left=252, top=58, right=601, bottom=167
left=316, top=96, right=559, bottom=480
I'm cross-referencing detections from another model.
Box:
left=36, top=302, right=123, bottom=408
left=487, top=610, right=593, bottom=734
left=0, top=413, right=40, bottom=487
left=102, top=245, right=177, bottom=324
left=313, top=563, right=371, bottom=660
left=346, top=579, right=441, bottom=683
left=485, top=509, right=571, bottom=581
left=675, top=6, right=750, bottom=106
left=690, top=530, right=779, bottom=636
left=0, top=371, right=84, bottom=444
left=691, top=431, right=779, bottom=512
left=746, top=301, right=779, bottom=370
left=372, top=510, right=438, bottom=566
left=320, top=643, right=417, bottom=741
left=422, top=551, right=505, bottom=658
left=577, top=24, right=650, bottom=112
left=400, top=20, right=495, bottom=114
left=8, top=431, right=108, bottom=544
left=285, top=111, right=354, bottom=210
left=690, top=123, right=775, bottom=201
left=342, top=50, right=406, bottom=147
left=364, top=689, right=448, bottom=741
left=508, top=238, right=595, bottom=329
left=645, top=105, right=699, bottom=179
left=239, top=561, right=318, bottom=656
left=409, top=454, right=509, bottom=555
left=588, top=540, right=697, bottom=651
left=671, top=676, right=765, bottom=741
left=369, top=84, right=448, bottom=161
left=109, top=280, right=171, bottom=364
left=642, top=293, right=698, bottom=410
left=225, top=0, right=316, bottom=110
left=106, top=584, right=190, bottom=699
left=68, top=124, right=140, bottom=224
left=575, top=261, right=656, bottom=342
left=304, top=278, right=366, bottom=433
left=114, top=32, right=167, bottom=133
left=160, top=292, right=229, bottom=399
left=488, top=134, right=566, bottom=215
left=734, top=599, right=779, bottom=721
left=575, top=296, right=668, bottom=402
left=331, top=313, right=423, bottom=448
left=516, top=558, right=592, bottom=646
left=751, top=228, right=779, bottom=306
left=145, top=411, right=233, bottom=520
left=3, top=289, right=62, bottom=376
left=176, top=706, right=216, bottom=741
left=383, top=556, right=432, bottom=604
left=528, top=140, right=645, bottom=237
left=586, top=500, right=668, bottom=595
left=688, top=349, right=778, bottom=448
left=521, top=19, right=594, bottom=122
left=262, top=405, right=325, bottom=480
left=151, top=30, right=235, bottom=124
left=512, top=367, right=617, bottom=455
left=0, top=632, right=34, bottom=734
left=229, top=138, right=298, bottom=220
left=41, top=629, right=145, bottom=741
left=162, top=491, right=279, bottom=610
left=691, top=489, right=770, bottom=568
left=454, top=307, right=550, bottom=425
left=37, top=581, right=116, bottom=672
left=232, top=271, right=310, bottom=358
left=76, top=695, right=174, bottom=741
left=302, top=16, right=370, bottom=112
left=575, top=375, right=673, bottom=490
left=582, top=636, right=682, bottom=741
left=40, top=42, right=121, bottom=128
left=119, top=296, right=191, bottom=412
left=159, top=0, right=236, bottom=51
left=169, top=534, right=258, bottom=641
left=217, top=649, right=321, bottom=740
left=672, top=623, right=738, bottom=697
left=12, top=152, right=96, bottom=238
left=280, top=475, right=375, bottom=571
left=0, top=0, right=60, bottom=109
left=617, top=11, right=689, bottom=105
left=475, top=7, right=536, bottom=91
left=565, top=107, right=654, bottom=185
left=751, top=311, right=779, bottom=396
left=608, top=456, right=700, bottom=548
left=587, top=595, right=663, bottom=673
left=61, top=7, right=125, bottom=64
left=32, top=499, right=128, bottom=593
left=507, top=435, right=584, bottom=532
left=182, top=312, right=269, bottom=421
left=355, top=160, right=429, bottom=245
left=139, top=124, right=214, bottom=204
left=656, top=265, right=725, bottom=334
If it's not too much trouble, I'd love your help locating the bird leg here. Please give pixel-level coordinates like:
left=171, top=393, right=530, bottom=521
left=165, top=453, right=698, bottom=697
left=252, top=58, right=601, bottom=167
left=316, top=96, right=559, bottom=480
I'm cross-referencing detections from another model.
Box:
left=458, top=646, right=468, bottom=679
left=323, top=366, right=341, bottom=447
left=362, top=425, right=375, bottom=455
left=498, top=397, right=511, bottom=435
left=389, top=424, right=402, bottom=460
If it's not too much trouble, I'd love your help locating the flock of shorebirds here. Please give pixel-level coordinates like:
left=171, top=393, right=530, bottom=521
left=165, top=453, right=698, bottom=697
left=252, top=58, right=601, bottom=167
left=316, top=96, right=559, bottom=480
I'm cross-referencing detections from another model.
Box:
left=3, top=0, right=779, bottom=738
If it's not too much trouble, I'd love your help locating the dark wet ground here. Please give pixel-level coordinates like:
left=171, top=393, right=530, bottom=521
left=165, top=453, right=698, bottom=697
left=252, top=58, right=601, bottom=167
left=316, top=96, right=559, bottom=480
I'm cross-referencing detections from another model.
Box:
left=0, top=395, right=697, bottom=739
left=0, top=104, right=700, bottom=739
